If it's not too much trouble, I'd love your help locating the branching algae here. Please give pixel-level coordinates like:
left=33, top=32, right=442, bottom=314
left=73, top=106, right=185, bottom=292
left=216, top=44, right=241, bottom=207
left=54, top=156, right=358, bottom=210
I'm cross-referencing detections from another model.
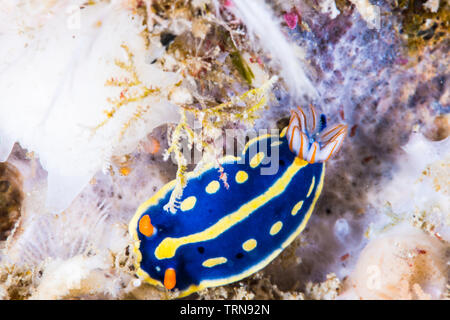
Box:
left=162, top=76, right=278, bottom=214
left=95, top=44, right=161, bottom=135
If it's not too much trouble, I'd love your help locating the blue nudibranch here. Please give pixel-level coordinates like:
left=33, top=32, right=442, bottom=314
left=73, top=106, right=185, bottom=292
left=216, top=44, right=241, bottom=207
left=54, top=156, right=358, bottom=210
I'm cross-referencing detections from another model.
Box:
left=129, top=105, right=347, bottom=297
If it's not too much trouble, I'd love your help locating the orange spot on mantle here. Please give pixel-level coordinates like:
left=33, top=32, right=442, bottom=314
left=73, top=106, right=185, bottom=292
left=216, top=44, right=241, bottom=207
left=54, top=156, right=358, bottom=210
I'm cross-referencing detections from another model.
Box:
left=164, top=268, right=176, bottom=290
left=139, top=215, right=154, bottom=237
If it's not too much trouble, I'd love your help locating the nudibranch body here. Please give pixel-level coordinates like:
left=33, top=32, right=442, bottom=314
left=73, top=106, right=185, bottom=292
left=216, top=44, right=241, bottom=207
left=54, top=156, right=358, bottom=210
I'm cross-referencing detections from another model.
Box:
left=129, top=106, right=347, bottom=297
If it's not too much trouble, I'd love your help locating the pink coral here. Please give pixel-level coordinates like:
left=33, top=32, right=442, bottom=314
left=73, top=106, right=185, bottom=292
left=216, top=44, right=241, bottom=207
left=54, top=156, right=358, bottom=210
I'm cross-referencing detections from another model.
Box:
left=284, top=11, right=298, bottom=30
